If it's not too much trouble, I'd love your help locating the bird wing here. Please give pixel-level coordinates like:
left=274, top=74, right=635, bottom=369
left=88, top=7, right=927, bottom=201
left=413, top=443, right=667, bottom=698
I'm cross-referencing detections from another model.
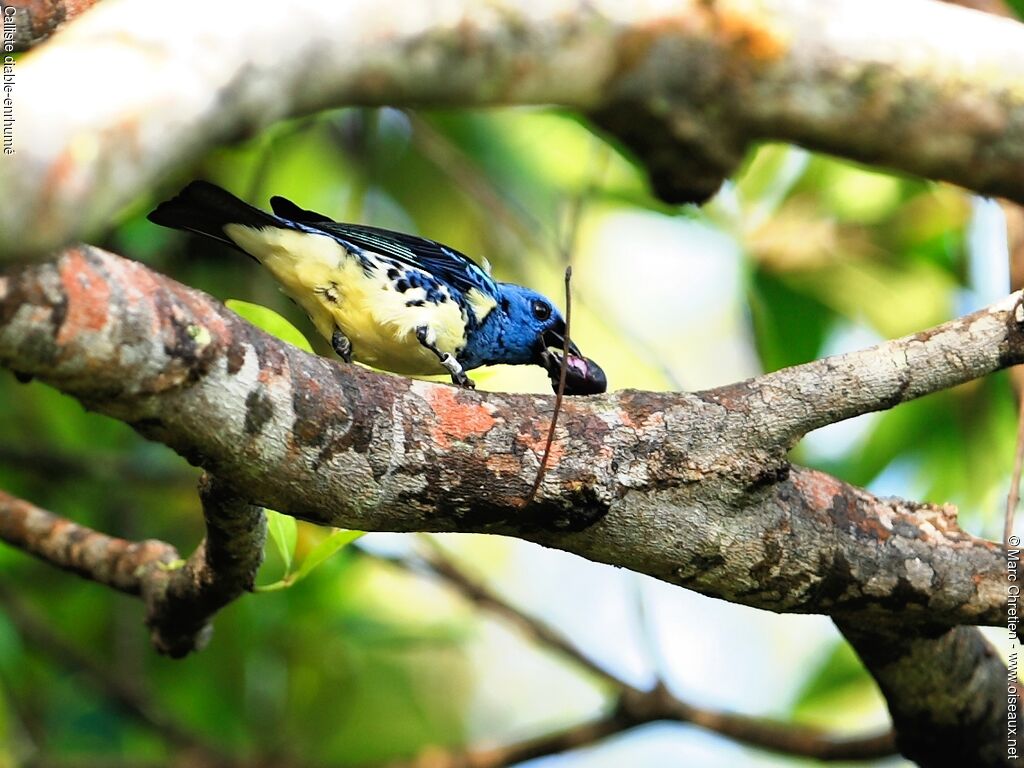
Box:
left=269, top=196, right=498, bottom=297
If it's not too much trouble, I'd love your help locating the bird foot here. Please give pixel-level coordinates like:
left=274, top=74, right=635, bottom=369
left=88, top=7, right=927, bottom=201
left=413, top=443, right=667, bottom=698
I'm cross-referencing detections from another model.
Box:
left=331, top=328, right=353, bottom=363
left=440, top=353, right=475, bottom=389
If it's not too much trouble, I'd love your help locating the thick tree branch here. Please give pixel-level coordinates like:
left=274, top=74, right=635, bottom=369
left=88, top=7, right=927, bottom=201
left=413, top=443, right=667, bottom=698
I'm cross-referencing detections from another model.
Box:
left=838, top=621, right=1011, bottom=768
left=0, top=477, right=265, bottom=657
left=0, top=245, right=1010, bottom=628
left=3, top=0, right=1024, bottom=258
left=0, top=246, right=1013, bottom=766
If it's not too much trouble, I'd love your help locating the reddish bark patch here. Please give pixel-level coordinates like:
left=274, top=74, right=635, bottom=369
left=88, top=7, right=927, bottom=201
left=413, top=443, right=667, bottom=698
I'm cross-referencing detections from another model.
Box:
left=793, top=468, right=846, bottom=512
left=516, top=427, right=565, bottom=466
left=56, top=248, right=110, bottom=345
left=427, top=386, right=497, bottom=450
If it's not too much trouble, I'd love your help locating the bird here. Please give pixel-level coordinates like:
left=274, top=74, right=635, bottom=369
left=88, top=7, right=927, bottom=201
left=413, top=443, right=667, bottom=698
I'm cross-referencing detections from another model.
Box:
left=147, top=181, right=606, bottom=394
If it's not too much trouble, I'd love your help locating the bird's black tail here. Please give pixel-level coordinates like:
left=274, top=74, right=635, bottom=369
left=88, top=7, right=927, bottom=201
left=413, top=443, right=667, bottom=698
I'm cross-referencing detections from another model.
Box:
left=147, top=181, right=285, bottom=248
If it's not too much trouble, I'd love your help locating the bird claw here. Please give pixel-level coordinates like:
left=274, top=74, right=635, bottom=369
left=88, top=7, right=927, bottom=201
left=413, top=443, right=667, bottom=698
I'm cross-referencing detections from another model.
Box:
left=438, top=352, right=474, bottom=389
left=452, top=371, right=476, bottom=389
left=331, top=328, right=353, bottom=363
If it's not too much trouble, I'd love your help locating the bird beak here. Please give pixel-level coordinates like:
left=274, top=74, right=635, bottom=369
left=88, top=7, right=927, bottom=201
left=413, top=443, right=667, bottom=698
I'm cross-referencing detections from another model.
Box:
left=538, top=346, right=608, bottom=395
left=535, top=319, right=607, bottom=395
left=540, top=318, right=582, bottom=358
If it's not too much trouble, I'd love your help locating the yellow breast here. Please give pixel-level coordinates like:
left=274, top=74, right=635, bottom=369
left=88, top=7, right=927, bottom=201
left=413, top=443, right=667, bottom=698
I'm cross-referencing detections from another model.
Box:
left=223, top=225, right=468, bottom=375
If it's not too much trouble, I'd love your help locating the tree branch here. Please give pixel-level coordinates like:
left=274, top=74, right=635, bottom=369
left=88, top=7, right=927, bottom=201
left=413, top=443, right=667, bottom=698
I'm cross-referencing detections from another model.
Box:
left=0, top=246, right=1009, bottom=628
left=3, top=0, right=1024, bottom=258
left=837, top=620, right=1011, bottom=768
left=718, top=292, right=1024, bottom=446
left=0, top=476, right=265, bottom=657
left=0, top=488, right=179, bottom=593
left=0, top=246, right=1013, bottom=765
left=144, top=474, right=266, bottom=657
left=379, top=693, right=896, bottom=768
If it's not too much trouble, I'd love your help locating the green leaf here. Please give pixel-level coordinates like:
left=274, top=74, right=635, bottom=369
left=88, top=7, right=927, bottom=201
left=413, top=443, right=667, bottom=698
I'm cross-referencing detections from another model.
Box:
left=1007, top=0, right=1024, bottom=20
left=225, top=299, right=313, bottom=352
left=257, top=528, right=364, bottom=592
left=265, top=509, right=297, bottom=575
left=292, top=529, right=365, bottom=584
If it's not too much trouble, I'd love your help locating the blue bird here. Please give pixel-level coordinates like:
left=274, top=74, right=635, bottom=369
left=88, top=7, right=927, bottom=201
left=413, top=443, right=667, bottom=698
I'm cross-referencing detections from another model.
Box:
left=148, top=181, right=606, bottom=394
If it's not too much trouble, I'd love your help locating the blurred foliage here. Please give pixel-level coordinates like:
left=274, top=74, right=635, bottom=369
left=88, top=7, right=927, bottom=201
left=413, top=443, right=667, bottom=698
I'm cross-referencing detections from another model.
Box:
left=0, top=104, right=1016, bottom=767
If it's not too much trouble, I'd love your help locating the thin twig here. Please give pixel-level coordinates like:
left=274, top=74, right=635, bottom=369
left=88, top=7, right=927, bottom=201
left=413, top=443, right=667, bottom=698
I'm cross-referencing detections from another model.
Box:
left=413, top=535, right=620, bottom=688
left=630, top=575, right=669, bottom=688
left=365, top=541, right=898, bottom=766
left=404, top=111, right=550, bottom=251
left=522, top=266, right=572, bottom=507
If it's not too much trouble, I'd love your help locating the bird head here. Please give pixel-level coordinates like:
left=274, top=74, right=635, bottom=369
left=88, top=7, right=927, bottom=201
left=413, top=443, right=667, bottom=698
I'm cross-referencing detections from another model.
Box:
left=483, top=284, right=581, bottom=367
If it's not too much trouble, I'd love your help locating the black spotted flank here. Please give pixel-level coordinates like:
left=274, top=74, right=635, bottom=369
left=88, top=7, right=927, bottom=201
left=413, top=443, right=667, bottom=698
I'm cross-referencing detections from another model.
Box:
left=395, top=280, right=409, bottom=293
left=406, top=299, right=425, bottom=307
left=387, top=268, right=399, bottom=280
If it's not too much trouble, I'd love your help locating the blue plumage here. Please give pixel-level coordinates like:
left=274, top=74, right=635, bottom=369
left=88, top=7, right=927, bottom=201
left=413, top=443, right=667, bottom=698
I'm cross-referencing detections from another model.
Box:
left=148, top=182, right=604, bottom=393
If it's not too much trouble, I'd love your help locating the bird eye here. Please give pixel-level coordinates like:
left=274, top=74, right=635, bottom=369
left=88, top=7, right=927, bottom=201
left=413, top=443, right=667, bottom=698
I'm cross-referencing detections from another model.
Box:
left=531, top=300, right=551, bottom=321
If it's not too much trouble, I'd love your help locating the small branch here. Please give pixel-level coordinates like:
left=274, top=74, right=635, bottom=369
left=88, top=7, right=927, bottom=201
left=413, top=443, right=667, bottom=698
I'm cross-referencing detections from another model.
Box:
left=412, top=536, right=621, bottom=690
left=522, top=267, right=572, bottom=507
left=0, top=478, right=265, bottom=658
left=144, top=474, right=266, bottom=658
left=720, top=292, right=1024, bottom=446
left=374, top=541, right=897, bottom=765
left=0, top=488, right=178, bottom=594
